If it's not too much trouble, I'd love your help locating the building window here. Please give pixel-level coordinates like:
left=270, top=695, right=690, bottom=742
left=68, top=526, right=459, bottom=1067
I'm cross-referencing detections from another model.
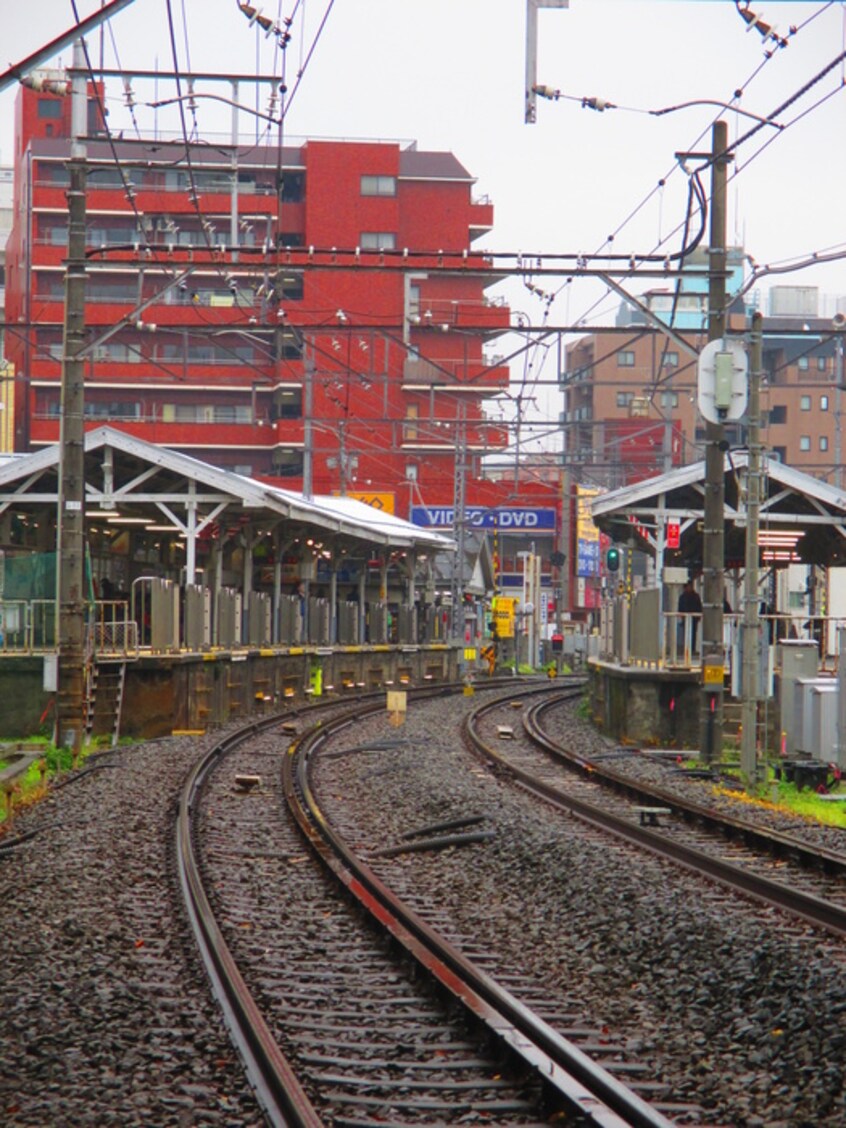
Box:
left=617, top=350, right=635, bottom=367
left=662, top=351, right=679, bottom=368
left=360, top=232, right=396, bottom=250
left=212, top=405, right=252, bottom=424
left=798, top=356, right=809, bottom=371
left=616, top=391, right=634, bottom=408
left=821, top=395, right=829, bottom=411
left=280, top=172, right=305, bottom=203
left=769, top=405, right=787, bottom=425
left=361, top=175, right=396, bottom=196
left=660, top=391, right=679, bottom=408
left=800, top=395, right=811, bottom=411
left=271, top=449, right=303, bottom=477
left=84, top=400, right=141, bottom=420
left=38, top=98, right=62, bottom=119
left=38, top=162, right=70, bottom=185
left=818, top=356, right=827, bottom=372
left=799, top=435, right=811, bottom=452
left=820, top=435, right=829, bottom=452
left=42, top=224, right=69, bottom=245
left=276, top=271, right=304, bottom=301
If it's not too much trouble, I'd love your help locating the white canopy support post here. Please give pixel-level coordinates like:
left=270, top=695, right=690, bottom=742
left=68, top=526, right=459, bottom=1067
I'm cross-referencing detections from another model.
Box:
left=185, top=485, right=198, bottom=586
left=329, top=548, right=338, bottom=644
left=358, top=565, right=367, bottom=644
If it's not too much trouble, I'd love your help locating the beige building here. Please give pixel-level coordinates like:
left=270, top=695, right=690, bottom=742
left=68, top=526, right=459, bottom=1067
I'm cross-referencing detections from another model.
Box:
left=562, top=295, right=845, bottom=489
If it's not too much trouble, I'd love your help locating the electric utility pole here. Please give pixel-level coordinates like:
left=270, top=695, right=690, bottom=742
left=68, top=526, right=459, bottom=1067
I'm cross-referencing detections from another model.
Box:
left=699, top=120, right=729, bottom=765
left=56, top=39, right=89, bottom=763
left=740, top=312, right=764, bottom=786
left=451, top=409, right=468, bottom=645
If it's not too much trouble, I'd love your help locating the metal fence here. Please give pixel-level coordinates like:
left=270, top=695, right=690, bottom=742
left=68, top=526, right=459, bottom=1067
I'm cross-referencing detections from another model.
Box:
left=0, top=590, right=446, bottom=656
left=599, top=591, right=846, bottom=674
left=0, top=598, right=140, bottom=658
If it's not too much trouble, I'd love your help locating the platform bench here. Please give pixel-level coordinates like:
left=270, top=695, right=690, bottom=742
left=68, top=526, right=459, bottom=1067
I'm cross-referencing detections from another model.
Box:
left=634, top=806, right=672, bottom=827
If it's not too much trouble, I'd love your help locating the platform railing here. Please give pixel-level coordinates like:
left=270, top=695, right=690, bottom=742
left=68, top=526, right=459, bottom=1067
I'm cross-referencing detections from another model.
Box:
left=598, top=593, right=846, bottom=674
left=0, top=592, right=462, bottom=658
left=90, top=602, right=140, bottom=660
left=0, top=599, right=140, bottom=658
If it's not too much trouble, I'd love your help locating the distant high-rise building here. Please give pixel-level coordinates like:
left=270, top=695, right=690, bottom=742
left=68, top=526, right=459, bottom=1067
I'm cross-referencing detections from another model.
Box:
left=563, top=291, right=845, bottom=487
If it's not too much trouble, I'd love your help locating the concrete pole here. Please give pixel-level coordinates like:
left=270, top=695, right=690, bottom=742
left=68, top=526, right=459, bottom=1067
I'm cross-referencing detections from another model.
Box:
left=272, top=529, right=282, bottom=643
left=741, top=313, right=764, bottom=786
left=559, top=466, right=571, bottom=621
left=56, top=39, right=88, bottom=764
left=835, top=333, right=843, bottom=491
left=699, top=120, right=729, bottom=765
left=230, top=80, right=239, bottom=262
left=303, top=351, right=314, bottom=500
left=451, top=409, right=467, bottom=645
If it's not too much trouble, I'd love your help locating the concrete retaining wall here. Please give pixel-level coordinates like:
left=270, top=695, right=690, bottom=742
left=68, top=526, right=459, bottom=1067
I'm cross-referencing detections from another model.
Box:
left=0, top=647, right=457, bottom=741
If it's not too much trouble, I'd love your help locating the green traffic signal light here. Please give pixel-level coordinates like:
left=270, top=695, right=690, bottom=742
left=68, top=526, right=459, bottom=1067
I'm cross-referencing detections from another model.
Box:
left=606, top=546, right=621, bottom=573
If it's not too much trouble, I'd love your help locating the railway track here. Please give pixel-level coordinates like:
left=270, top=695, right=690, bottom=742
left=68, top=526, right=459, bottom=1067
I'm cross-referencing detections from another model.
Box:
left=7, top=678, right=843, bottom=1123
left=179, top=684, right=684, bottom=1126
left=468, top=686, right=846, bottom=937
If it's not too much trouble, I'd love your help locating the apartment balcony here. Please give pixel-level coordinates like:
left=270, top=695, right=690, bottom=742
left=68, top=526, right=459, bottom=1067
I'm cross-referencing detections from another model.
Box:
left=469, top=196, right=494, bottom=239
left=402, top=356, right=510, bottom=392
left=410, top=297, right=510, bottom=332
left=400, top=420, right=508, bottom=452
left=29, top=414, right=282, bottom=450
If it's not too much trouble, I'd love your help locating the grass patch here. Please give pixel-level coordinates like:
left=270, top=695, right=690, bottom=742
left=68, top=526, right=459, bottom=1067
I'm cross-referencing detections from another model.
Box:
left=714, top=770, right=846, bottom=828
left=0, top=739, right=89, bottom=827
left=575, top=693, right=592, bottom=721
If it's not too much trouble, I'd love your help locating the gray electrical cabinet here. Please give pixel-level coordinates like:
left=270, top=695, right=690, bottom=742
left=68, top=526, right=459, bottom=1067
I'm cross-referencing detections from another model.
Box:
left=793, top=677, right=835, bottom=757
left=808, top=683, right=839, bottom=762
left=778, top=640, right=820, bottom=756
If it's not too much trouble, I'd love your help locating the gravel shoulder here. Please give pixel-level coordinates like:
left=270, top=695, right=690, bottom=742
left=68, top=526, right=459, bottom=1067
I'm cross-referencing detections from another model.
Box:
left=0, top=737, right=262, bottom=1128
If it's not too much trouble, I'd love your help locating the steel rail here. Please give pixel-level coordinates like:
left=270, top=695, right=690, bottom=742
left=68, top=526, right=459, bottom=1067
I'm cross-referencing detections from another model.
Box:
left=284, top=693, right=674, bottom=1128
left=463, top=692, right=846, bottom=939
left=176, top=712, right=323, bottom=1128
left=174, top=678, right=525, bottom=1125
left=528, top=693, right=846, bottom=878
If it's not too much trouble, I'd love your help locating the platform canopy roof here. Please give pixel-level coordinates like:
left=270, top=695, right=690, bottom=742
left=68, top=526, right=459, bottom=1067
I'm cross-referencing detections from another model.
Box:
left=0, top=426, right=454, bottom=561
left=590, top=452, right=846, bottom=569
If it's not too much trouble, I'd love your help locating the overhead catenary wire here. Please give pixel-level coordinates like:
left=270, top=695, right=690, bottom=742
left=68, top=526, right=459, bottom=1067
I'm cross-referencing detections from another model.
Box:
left=38, top=0, right=846, bottom=482
left=557, top=3, right=839, bottom=331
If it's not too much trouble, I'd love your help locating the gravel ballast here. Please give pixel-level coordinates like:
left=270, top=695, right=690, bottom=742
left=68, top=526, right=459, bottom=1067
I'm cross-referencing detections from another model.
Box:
left=0, top=737, right=262, bottom=1127
left=313, top=689, right=846, bottom=1126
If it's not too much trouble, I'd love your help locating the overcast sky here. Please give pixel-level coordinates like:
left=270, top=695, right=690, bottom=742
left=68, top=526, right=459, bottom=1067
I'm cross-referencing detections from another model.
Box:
left=2, top=1, right=844, bottom=435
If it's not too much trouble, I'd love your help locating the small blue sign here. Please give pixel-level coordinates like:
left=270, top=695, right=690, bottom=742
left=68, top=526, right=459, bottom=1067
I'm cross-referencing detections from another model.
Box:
left=577, top=539, right=600, bottom=578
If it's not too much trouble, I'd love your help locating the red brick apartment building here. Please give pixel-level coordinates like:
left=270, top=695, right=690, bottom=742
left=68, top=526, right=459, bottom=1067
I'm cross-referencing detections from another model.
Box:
left=3, top=77, right=545, bottom=523
left=562, top=312, right=844, bottom=489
